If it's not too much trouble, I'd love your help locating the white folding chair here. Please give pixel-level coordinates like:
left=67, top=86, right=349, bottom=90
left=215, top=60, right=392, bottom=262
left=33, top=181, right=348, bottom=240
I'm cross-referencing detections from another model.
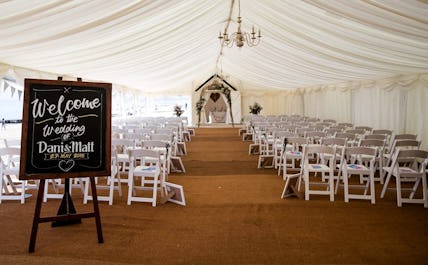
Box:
left=127, top=148, right=164, bottom=206
left=0, top=147, right=36, bottom=204
left=382, top=139, right=421, bottom=178
left=112, top=138, right=136, bottom=185
left=258, top=133, right=274, bottom=168
left=320, top=137, right=347, bottom=182
left=358, top=139, right=386, bottom=184
left=141, top=140, right=170, bottom=180
left=277, top=137, right=308, bottom=176
left=273, top=131, right=297, bottom=170
left=381, top=149, right=428, bottom=207
left=280, top=138, right=305, bottom=199
left=83, top=149, right=122, bottom=205
left=336, top=146, right=377, bottom=204
left=300, top=145, right=337, bottom=201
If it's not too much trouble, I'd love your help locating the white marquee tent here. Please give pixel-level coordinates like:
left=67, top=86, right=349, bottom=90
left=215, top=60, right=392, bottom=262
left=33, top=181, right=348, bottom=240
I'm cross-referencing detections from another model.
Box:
left=0, top=0, right=427, bottom=146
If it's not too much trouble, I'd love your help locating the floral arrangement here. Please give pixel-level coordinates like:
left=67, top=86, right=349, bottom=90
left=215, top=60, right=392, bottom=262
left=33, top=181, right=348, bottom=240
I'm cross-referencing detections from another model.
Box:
left=221, top=86, right=231, bottom=105
left=173, top=105, right=184, bottom=117
left=221, top=85, right=234, bottom=127
left=196, top=97, right=206, bottom=127
left=249, top=102, right=263, bottom=115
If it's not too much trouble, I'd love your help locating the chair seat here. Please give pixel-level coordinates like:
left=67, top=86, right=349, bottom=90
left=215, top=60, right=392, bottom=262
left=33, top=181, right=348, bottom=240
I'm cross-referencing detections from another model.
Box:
left=285, top=150, right=302, bottom=157
left=134, top=165, right=160, bottom=175
left=345, top=163, right=370, bottom=173
left=383, top=166, right=419, bottom=177
left=307, top=164, right=330, bottom=171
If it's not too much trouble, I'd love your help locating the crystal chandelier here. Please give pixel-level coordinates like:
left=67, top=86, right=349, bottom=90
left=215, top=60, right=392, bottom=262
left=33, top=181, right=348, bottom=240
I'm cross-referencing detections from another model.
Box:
left=218, top=0, right=261, bottom=48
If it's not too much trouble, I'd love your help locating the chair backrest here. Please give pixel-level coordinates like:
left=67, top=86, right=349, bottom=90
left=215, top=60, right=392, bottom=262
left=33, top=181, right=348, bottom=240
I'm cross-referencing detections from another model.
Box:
left=155, top=128, right=174, bottom=136
left=389, top=149, right=428, bottom=174
left=142, top=140, right=169, bottom=150
left=372, top=129, right=393, bottom=136
left=394, top=133, right=417, bottom=140
left=364, top=134, right=387, bottom=141
left=342, top=146, right=378, bottom=167
left=308, top=125, right=326, bottom=132
left=123, top=132, right=145, bottom=141
left=306, top=117, right=320, bottom=123
left=0, top=147, right=21, bottom=169
left=354, top=126, right=373, bottom=133
left=392, top=139, right=421, bottom=151
left=336, top=132, right=357, bottom=140
left=321, top=137, right=347, bottom=147
left=151, top=134, right=172, bottom=142
left=136, top=128, right=154, bottom=135
left=123, top=124, right=140, bottom=133
left=128, top=148, right=161, bottom=168
left=304, top=131, right=326, bottom=138
left=303, top=144, right=336, bottom=156
left=283, top=137, right=308, bottom=154
left=303, top=144, right=337, bottom=166
left=111, top=138, right=135, bottom=154
left=346, top=129, right=366, bottom=135
left=287, top=137, right=309, bottom=146
left=296, top=127, right=315, bottom=137
left=344, top=146, right=377, bottom=158
left=274, top=131, right=296, bottom=139
left=280, top=125, right=298, bottom=133
left=324, top=127, right=343, bottom=136
left=3, top=139, right=21, bottom=148
left=317, top=122, right=332, bottom=127
left=359, top=139, right=385, bottom=149
left=338, top=122, right=353, bottom=128
left=395, top=149, right=428, bottom=159
left=304, top=131, right=327, bottom=144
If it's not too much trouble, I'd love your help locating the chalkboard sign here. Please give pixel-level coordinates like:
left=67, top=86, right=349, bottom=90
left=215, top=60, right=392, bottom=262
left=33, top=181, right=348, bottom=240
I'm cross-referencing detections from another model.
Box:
left=19, top=79, right=111, bottom=180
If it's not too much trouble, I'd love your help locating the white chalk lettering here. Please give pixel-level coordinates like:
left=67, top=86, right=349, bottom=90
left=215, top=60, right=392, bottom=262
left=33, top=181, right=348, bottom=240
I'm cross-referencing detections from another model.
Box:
left=31, top=95, right=101, bottom=119
left=37, top=141, right=94, bottom=153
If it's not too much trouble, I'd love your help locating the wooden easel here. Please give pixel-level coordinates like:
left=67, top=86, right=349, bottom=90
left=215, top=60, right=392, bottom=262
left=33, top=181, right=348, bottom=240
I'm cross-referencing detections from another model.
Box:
left=29, top=177, right=103, bottom=252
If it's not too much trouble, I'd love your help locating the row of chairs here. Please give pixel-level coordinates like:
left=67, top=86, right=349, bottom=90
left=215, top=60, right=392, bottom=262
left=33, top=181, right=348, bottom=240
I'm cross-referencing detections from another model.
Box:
left=1, top=145, right=175, bottom=207
left=1, top=118, right=191, bottom=206
left=244, top=115, right=427, bottom=207
left=279, top=143, right=427, bottom=207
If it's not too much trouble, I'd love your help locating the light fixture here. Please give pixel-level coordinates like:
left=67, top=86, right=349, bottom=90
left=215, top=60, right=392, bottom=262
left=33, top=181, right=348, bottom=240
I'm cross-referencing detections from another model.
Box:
left=218, top=0, right=261, bottom=48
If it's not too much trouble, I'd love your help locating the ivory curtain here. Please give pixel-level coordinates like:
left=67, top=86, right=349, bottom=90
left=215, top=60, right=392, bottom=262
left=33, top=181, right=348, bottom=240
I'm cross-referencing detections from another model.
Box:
left=241, top=73, right=428, bottom=149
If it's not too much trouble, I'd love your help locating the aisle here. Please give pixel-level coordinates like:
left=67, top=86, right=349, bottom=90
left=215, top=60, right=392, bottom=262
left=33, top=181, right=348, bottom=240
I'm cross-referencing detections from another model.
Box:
left=178, top=127, right=284, bottom=205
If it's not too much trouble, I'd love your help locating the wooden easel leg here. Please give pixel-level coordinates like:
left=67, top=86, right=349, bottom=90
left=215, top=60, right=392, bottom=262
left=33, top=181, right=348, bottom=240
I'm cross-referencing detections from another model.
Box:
left=29, top=179, right=45, bottom=253
left=90, top=177, right=104, bottom=243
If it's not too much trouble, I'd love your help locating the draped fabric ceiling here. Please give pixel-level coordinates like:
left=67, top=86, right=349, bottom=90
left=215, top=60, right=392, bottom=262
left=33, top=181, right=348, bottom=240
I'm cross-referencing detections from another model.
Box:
left=0, top=0, right=427, bottom=93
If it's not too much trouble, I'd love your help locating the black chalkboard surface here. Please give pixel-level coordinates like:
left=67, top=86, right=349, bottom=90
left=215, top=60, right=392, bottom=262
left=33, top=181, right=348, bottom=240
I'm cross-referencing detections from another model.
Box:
left=20, top=79, right=111, bottom=180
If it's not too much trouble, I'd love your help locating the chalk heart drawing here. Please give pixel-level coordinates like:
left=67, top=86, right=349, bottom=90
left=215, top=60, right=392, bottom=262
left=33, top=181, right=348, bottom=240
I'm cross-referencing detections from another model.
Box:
left=58, top=159, right=75, bottom=172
